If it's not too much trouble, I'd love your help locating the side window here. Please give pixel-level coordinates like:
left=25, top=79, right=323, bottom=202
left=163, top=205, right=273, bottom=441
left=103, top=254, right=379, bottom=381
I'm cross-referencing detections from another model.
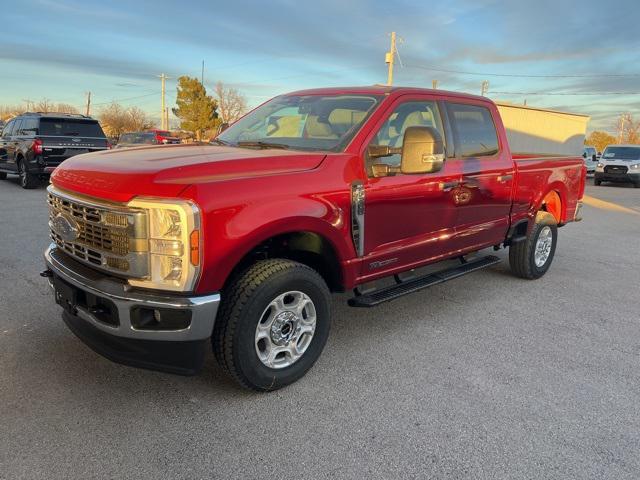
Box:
left=10, top=120, right=22, bottom=137
left=1, top=120, right=15, bottom=137
left=448, top=103, right=499, bottom=157
left=19, top=118, right=38, bottom=136
left=369, top=100, right=445, bottom=171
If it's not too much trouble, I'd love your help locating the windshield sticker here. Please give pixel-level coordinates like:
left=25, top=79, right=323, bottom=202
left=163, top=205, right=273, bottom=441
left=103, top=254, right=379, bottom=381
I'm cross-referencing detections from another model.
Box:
left=604, top=153, right=615, bottom=158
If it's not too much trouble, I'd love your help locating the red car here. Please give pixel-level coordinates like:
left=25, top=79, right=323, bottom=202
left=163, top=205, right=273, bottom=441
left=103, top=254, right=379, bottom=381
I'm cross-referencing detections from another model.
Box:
left=148, top=129, right=180, bottom=144
left=43, top=86, right=585, bottom=390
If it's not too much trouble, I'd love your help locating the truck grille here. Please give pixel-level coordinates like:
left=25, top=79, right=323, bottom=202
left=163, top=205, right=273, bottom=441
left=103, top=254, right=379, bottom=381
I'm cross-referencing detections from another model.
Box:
left=604, top=165, right=628, bottom=174
left=47, top=187, right=148, bottom=277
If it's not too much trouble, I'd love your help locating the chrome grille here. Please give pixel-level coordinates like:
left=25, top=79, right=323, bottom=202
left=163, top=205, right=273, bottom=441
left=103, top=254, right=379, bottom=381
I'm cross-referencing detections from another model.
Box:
left=47, top=186, right=148, bottom=277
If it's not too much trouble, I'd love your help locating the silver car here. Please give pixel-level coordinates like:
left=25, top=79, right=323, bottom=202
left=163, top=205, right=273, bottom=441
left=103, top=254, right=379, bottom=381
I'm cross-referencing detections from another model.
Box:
left=594, top=144, right=640, bottom=187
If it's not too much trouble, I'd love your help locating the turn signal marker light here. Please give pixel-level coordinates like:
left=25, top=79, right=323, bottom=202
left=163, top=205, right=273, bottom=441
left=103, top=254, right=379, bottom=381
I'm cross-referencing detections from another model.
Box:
left=190, top=230, right=200, bottom=266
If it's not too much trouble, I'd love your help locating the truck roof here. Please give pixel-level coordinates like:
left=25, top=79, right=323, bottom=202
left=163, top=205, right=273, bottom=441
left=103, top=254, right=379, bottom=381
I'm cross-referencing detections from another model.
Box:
left=285, top=85, right=489, bottom=102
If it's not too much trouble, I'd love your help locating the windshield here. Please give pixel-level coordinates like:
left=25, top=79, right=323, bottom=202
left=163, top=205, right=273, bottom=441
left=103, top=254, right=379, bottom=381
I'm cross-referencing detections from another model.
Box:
left=39, top=119, right=105, bottom=137
left=602, top=146, right=640, bottom=160
left=217, top=94, right=383, bottom=152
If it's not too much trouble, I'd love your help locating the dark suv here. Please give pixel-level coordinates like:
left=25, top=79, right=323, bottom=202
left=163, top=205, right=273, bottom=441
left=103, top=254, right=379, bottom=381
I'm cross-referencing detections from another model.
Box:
left=0, top=112, right=109, bottom=188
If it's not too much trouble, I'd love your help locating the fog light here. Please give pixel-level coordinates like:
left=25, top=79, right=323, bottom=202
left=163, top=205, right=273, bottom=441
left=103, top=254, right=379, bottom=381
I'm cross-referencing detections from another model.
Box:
left=131, top=307, right=191, bottom=331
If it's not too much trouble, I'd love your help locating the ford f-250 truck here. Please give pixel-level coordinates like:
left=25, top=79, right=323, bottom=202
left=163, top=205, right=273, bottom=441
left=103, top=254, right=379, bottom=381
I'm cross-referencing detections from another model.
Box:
left=42, top=87, right=585, bottom=391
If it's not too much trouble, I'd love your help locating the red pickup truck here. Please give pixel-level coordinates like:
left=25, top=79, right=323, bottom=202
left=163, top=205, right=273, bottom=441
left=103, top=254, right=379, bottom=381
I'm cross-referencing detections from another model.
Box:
left=43, top=86, right=585, bottom=391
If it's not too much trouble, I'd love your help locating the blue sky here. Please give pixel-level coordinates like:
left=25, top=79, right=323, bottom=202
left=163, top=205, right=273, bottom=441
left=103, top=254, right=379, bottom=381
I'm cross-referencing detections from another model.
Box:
left=1, top=0, right=638, bottom=133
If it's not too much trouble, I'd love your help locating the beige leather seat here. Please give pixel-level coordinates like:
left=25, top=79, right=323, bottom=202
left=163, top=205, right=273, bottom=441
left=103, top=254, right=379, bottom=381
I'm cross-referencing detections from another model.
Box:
left=304, top=116, right=337, bottom=139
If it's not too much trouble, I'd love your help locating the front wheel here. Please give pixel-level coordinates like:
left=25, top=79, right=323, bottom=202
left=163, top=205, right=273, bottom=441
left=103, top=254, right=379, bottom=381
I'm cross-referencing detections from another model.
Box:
left=212, top=259, right=331, bottom=391
left=509, top=211, right=558, bottom=279
left=0, top=172, right=6, bottom=180
left=594, top=178, right=602, bottom=186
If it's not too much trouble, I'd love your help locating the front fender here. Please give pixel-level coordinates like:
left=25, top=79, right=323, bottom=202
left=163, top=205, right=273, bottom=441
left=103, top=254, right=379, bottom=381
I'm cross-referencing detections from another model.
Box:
left=193, top=193, right=354, bottom=294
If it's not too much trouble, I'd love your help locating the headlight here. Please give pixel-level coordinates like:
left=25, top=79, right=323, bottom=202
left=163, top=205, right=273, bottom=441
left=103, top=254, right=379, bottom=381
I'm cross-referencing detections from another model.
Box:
left=630, top=163, right=640, bottom=170
left=597, top=163, right=604, bottom=168
left=127, top=198, right=201, bottom=292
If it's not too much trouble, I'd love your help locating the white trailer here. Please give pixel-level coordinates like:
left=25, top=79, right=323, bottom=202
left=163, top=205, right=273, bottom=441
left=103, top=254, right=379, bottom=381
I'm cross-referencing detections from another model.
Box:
left=495, top=102, right=590, bottom=156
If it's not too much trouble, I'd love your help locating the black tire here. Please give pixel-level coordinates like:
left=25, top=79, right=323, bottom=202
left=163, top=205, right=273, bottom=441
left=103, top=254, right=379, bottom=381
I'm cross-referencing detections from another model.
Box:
left=212, top=259, right=331, bottom=391
left=509, top=211, right=558, bottom=280
left=0, top=172, right=6, bottom=180
left=17, top=159, right=38, bottom=189
left=633, top=182, right=640, bottom=189
left=594, top=178, right=602, bottom=186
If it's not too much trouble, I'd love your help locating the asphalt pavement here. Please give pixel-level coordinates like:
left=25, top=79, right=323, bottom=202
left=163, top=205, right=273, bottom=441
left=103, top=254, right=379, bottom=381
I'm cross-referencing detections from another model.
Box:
left=1, top=174, right=639, bottom=479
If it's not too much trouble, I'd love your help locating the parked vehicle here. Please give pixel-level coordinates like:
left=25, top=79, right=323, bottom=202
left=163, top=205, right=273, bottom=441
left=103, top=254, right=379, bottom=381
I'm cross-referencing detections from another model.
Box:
left=148, top=129, right=181, bottom=144
left=0, top=112, right=109, bottom=188
left=583, top=146, right=598, bottom=174
left=115, top=131, right=162, bottom=148
left=594, top=144, right=640, bottom=187
left=42, top=87, right=585, bottom=390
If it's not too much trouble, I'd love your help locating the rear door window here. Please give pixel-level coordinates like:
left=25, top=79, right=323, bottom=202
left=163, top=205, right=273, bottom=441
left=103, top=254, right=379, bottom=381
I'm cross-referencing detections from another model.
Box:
left=448, top=103, right=499, bottom=157
left=2, top=119, right=16, bottom=137
left=39, top=119, right=106, bottom=138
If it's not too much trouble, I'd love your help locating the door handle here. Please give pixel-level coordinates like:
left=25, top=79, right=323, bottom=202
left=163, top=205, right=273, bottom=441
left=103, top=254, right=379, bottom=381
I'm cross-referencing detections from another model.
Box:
left=497, top=174, right=513, bottom=182
left=440, top=180, right=460, bottom=191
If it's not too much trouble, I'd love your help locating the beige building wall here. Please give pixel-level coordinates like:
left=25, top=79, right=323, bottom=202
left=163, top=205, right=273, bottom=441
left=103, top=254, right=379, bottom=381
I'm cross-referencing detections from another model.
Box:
left=496, top=102, right=590, bottom=156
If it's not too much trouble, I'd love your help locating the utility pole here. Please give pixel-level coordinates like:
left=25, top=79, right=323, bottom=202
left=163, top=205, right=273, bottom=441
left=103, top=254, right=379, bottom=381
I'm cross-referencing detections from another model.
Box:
left=481, top=80, right=489, bottom=96
left=432, top=80, right=438, bottom=90
left=201, top=60, right=205, bottom=85
left=386, top=31, right=397, bottom=86
left=85, top=91, right=91, bottom=116
left=159, top=73, right=169, bottom=130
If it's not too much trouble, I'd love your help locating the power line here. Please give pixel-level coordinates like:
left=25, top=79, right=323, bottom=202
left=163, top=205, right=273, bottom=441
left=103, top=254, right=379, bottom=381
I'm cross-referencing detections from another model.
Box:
left=407, top=64, right=640, bottom=79
left=90, top=91, right=160, bottom=107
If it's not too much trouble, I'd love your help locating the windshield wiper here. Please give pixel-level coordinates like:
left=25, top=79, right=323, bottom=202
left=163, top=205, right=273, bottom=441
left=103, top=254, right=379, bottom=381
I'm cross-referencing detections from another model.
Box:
left=210, top=138, right=230, bottom=146
left=237, top=140, right=290, bottom=150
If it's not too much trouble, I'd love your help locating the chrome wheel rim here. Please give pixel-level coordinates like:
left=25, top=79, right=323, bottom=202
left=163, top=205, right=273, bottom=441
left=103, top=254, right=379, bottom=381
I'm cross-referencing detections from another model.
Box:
left=255, top=291, right=317, bottom=369
left=534, top=226, right=553, bottom=267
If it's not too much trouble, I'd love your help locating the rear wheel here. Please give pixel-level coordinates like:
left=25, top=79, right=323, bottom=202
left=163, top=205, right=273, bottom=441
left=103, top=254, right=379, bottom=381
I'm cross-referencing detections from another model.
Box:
left=509, top=211, right=558, bottom=279
left=212, top=259, right=331, bottom=391
left=0, top=172, right=6, bottom=180
left=17, top=159, right=38, bottom=189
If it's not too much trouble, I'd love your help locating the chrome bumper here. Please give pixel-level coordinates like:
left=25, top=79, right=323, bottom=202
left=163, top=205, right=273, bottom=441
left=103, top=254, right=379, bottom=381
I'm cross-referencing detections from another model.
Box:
left=44, top=244, right=220, bottom=342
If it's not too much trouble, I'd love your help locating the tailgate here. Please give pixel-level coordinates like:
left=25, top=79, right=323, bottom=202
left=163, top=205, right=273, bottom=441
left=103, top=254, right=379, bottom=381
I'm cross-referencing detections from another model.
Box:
left=40, top=136, right=109, bottom=166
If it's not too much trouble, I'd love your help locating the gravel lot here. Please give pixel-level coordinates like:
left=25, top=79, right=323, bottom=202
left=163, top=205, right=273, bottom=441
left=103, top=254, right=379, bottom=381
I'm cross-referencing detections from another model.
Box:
left=1, top=174, right=639, bottom=479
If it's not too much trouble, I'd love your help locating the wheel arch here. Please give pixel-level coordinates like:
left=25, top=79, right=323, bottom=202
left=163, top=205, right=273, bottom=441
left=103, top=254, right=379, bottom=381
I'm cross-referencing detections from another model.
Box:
left=223, top=230, right=345, bottom=293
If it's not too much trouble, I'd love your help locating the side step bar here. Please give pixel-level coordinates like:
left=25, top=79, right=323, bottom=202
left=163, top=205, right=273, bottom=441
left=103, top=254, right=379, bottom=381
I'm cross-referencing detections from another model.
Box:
left=348, top=255, right=501, bottom=308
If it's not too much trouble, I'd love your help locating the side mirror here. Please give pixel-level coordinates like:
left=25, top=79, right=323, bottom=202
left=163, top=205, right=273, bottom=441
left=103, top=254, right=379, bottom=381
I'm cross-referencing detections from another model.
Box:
left=582, top=152, right=587, bottom=158
left=592, top=154, right=597, bottom=162
left=217, top=123, right=229, bottom=136
left=400, top=126, right=445, bottom=174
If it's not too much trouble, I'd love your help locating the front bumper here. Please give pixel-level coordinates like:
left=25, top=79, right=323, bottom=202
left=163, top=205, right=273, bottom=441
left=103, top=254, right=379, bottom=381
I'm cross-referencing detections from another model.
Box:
left=595, top=171, right=640, bottom=184
left=44, top=244, right=220, bottom=375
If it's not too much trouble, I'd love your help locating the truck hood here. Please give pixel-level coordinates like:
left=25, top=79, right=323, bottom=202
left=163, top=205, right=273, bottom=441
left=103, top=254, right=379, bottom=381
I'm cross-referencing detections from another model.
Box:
left=51, top=144, right=326, bottom=203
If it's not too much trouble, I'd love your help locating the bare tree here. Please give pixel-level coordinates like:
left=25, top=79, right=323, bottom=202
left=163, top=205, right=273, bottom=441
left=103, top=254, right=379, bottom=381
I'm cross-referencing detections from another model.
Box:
left=214, top=82, right=247, bottom=124
left=616, top=113, right=640, bottom=144
left=99, top=102, right=154, bottom=138
left=31, top=99, right=79, bottom=114
left=0, top=104, right=24, bottom=121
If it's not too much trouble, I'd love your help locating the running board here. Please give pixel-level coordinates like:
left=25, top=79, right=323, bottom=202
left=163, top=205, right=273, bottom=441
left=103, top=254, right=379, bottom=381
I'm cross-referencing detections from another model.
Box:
left=348, top=255, right=501, bottom=308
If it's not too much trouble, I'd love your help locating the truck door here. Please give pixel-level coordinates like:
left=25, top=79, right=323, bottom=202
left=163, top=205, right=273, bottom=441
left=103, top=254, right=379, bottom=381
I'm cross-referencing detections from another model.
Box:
left=358, top=96, right=463, bottom=279
left=445, top=101, right=514, bottom=249
left=0, top=119, right=17, bottom=171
